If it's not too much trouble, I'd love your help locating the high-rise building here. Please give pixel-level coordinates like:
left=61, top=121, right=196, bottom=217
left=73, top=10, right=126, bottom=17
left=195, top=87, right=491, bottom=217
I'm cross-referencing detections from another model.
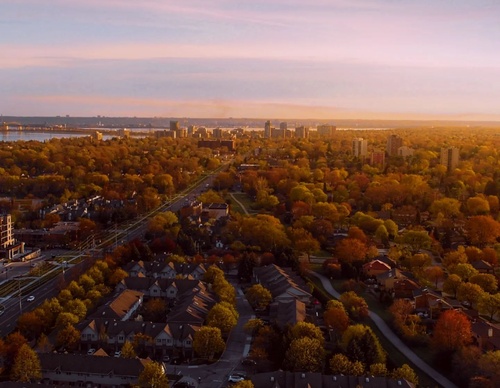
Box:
left=317, top=124, right=336, bottom=138
left=352, top=138, right=368, bottom=157
left=0, top=214, right=24, bottom=260
left=440, top=147, right=460, bottom=170
left=212, top=127, right=223, bottom=138
left=280, top=122, right=288, bottom=131
left=295, top=126, right=309, bottom=139
left=264, top=121, right=273, bottom=138
left=170, top=120, right=179, bottom=132
left=0, top=215, right=14, bottom=249
left=387, top=134, right=403, bottom=156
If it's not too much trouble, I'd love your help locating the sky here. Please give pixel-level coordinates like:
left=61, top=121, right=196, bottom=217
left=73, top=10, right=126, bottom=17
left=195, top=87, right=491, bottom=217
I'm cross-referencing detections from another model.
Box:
left=2, top=0, right=500, bottom=120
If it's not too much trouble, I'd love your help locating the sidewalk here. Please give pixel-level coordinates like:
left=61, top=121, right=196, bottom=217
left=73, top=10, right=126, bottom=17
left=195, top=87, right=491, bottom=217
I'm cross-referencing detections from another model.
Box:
left=308, top=271, right=457, bottom=388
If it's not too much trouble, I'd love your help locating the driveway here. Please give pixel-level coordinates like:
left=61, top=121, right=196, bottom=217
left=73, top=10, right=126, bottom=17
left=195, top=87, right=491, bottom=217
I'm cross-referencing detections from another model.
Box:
left=169, top=281, right=254, bottom=388
left=308, top=271, right=457, bottom=388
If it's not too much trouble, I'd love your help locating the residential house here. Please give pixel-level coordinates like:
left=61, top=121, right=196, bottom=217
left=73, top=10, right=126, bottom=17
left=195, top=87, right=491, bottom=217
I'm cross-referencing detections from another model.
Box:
left=80, top=319, right=199, bottom=358
left=471, top=319, right=500, bottom=351
left=269, top=299, right=307, bottom=330
left=88, top=289, right=143, bottom=321
left=362, top=260, right=391, bottom=277
left=38, top=353, right=154, bottom=387
left=471, top=260, right=494, bottom=274
left=251, top=370, right=415, bottom=388
left=253, top=264, right=312, bottom=304
left=376, top=268, right=406, bottom=292
left=393, top=278, right=421, bottom=300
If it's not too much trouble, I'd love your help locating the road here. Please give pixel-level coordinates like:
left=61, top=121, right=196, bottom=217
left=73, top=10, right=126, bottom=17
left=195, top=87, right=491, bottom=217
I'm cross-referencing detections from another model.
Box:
left=170, top=281, right=255, bottom=388
left=308, top=271, right=457, bottom=388
left=0, top=163, right=230, bottom=338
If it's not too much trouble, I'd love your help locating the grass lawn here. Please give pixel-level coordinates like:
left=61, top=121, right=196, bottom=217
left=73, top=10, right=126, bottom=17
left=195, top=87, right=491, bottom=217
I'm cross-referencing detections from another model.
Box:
left=228, top=193, right=257, bottom=214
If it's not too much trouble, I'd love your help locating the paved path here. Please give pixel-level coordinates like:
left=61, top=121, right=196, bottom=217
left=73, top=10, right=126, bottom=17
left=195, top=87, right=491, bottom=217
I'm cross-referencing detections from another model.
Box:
left=308, top=271, right=457, bottom=388
left=229, top=193, right=249, bottom=216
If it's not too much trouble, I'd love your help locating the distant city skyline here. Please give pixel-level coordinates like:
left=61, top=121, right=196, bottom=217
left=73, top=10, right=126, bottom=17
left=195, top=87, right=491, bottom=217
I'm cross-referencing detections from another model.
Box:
left=2, top=0, right=500, bottom=120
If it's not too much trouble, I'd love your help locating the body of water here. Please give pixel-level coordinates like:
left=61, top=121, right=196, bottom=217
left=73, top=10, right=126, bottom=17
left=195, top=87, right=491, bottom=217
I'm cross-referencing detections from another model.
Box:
left=0, top=130, right=148, bottom=142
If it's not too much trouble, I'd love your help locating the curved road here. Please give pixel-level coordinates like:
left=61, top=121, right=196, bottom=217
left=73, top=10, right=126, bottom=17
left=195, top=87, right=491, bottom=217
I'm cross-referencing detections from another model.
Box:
left=308, top=271, right=457, bottom=388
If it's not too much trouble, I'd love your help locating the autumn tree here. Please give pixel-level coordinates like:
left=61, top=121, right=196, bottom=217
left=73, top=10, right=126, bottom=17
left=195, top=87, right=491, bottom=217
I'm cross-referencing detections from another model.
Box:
left=245, top=284, right=272, bottom=310
left=424, top=265, right=445, bottom=289
left=391, top=364, right=419, bottom=386
left=329, top=353, right=364, bottom=376
left=121, top=340, right=136, bottom=359
left=478, top=293, right=500, bottom=321
left=10, top=344, right=42, bottom=382
left=137, top=361, right=169, bottom=388
left=457, top=282, right=484, bottom=309
left=56, top=325, right=80, bottom=351
left=470, top=273, right=498, bottom=294
left=287, top=322, right=324, bottom=346
left=243, top=318, right=264, bottom=335
left=232, top=381, right=254, bottom=388
left=442, top=274, right=463, bottom=298
left=477, top=350, right=500, bottom=386
left=339, top=291, right=369, bottom=320
left=465, top=216, right=500, bottom=247
left=323, top=303, right=349, bottom=341
left=341, top=324, right=386, bottom=367
left=396, top=229, right=433, bottom=254
left=284, top=337, right=325, bottom=372
left=450, top=263, right=479, bottom=282
left=207, top=303, right=238, bottom=335
left=335, top=238, right=368, bottom=264
left=432, top=310, right=472, bottom=353
left=193, top=326, right=225, bottom=360
left=288, top=227, right=320, bottom=261
left=389, top=299, right=424, bottom=340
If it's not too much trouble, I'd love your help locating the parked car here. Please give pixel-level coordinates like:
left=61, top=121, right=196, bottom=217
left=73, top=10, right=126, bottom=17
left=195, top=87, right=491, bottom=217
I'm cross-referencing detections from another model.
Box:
left=114, top=351, right=121, bottom=358
left=162, top=355, right=170, bottom=362
left=26, top=295, right=35, bottom=302
left=228, top=374, right=246, bottom=383
left=87, top=348, right=96, bottom=355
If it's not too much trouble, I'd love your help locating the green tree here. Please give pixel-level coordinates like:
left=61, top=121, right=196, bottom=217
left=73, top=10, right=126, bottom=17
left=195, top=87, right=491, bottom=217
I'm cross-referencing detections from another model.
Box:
left=10, top=344, right=42, bottom=382
left=284, top=337, right=325, bottom=372
left=137, top=361, right=169, bottom=388
left=193, top=326, right=225, bottom=360
left=245, top=284, right=272, bottom=310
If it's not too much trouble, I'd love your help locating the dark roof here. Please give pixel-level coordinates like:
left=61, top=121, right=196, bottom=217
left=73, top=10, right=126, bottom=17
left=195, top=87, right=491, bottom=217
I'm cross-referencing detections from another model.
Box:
left=39, top=353, right=150, bottom=377
left=251, top=370, right=415, bottom=388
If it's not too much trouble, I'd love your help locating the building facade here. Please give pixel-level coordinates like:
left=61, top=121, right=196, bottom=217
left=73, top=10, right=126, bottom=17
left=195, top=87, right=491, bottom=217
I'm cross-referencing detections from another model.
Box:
left=440, top=147, right=460, bottom=170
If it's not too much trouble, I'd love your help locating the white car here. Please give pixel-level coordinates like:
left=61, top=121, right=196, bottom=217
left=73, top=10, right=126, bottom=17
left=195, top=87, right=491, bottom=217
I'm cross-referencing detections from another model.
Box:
left=114, top=351, right=121, bottom=358
left=228, top=374, right=245, bottom=383
left=87, top=348, right=96, bottom=355
left=26, top=295, right=35, bottom=302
